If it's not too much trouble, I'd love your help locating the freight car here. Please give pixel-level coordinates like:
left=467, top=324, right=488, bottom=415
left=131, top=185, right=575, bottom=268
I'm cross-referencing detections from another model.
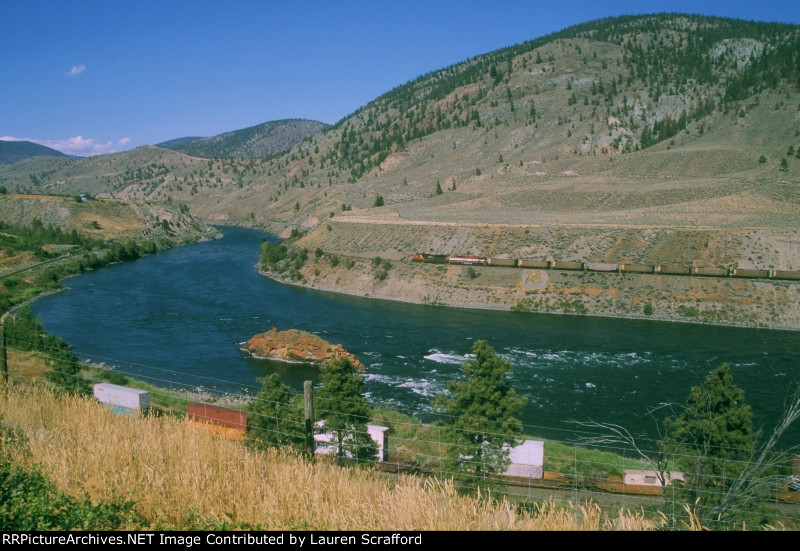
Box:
left=772, top=270, right=800, bottom=280
left=551, top=260, right=585, bottom=271
left=656, top=265, right=693, bottom=276
left=620, top=264, right=656, bottom=274
left=585, top=262, right=619, bottom=273
left=187, top=402, right=248, bottom=441
left=693, top=267, right=730, bottom=277
left=517, top=259, right=551, bottom=269
left=447, top=255, right=487, bottom=265
left=487, top=258, right=517, bottom=267
left=412, top=253, right=797, bottom=282
left=731, top=268, right=771, bottom=279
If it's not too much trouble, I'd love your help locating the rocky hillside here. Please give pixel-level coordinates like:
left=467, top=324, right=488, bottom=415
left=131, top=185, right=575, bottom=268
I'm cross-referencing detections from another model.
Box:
left=157, top=119, right=329, bottom=159
left=0, top=192, right=217, bottom=243
left=2, top=14, right=799, bottom=327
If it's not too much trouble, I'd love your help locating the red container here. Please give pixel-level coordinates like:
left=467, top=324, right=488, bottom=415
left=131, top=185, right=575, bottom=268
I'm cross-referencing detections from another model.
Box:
left=187, top=402, right=247, bottom=431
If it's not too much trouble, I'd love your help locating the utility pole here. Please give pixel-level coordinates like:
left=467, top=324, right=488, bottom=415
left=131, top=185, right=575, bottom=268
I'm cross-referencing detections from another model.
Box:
left=304, top=380, right=315, bottom=460
left=1, top=314, right=8, bottom=386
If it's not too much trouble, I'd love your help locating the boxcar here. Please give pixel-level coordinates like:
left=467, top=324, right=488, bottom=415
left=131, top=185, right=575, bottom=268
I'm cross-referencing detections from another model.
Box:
left=772, top=270, right=800, bottom=281
left=731, top=268, right=771, bottom=279
left=551, top=261, right=585, bottom=271
left=585, top=262, right=619, bottom=272
left=518, top=259, right=550, bottom=269
left=693, top=267, right=730, bottom=277
left=657, top=265, right=692, bottom=276
left=620, top=264, right=656, bottom=274
left=448, top=255, right=487, bottom=265
left=487, top=258, right=517, bottom=267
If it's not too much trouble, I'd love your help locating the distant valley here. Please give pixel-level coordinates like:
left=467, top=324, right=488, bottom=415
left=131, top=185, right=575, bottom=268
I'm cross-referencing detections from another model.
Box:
left=2, top=13, right=799, bottom=328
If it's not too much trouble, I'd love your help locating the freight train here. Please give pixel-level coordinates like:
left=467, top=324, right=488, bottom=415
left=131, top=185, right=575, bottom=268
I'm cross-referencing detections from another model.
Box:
left=411, top=254, right=800, bottom=281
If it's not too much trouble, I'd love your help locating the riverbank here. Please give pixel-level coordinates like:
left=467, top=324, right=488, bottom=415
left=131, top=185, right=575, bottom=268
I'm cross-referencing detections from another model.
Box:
left=254, top=215, right=800, bottom=332
left=258, top=252, right=800, bottom=332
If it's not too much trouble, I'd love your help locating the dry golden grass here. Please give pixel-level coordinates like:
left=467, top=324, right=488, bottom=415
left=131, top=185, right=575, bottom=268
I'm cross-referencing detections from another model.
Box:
left=0, top=383, right=666, bottom=530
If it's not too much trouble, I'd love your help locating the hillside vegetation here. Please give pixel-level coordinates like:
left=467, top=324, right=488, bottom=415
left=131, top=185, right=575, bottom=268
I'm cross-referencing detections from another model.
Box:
left=0, top=141, right=68, bottom=165
left=0, top=193, right=218, bottom=314
left=2, top=13, right=799, bottom=326
left=0, top=384, right=665, bottom=530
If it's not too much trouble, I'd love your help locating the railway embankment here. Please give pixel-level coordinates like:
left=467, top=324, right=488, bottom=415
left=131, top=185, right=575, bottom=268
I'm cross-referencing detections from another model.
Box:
left=260, top=253, right=800, bottom=331
left=258, top=219, right=800, bottom=331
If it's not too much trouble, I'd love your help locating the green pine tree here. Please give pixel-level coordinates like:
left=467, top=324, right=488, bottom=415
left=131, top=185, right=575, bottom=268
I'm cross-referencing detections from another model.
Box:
left=315, top=357, right=376, bottom=464
left=247, top=374, right=304, bottom=450
left=664, top=363, right=756, bottom=523
left=434, top=340, right=526, bottom=492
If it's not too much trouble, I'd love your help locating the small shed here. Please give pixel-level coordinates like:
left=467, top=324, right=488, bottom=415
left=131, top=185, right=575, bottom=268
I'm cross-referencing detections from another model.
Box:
left=504, top=440, right=544, bottom=479
left=93, top=382, right=149, bottom=416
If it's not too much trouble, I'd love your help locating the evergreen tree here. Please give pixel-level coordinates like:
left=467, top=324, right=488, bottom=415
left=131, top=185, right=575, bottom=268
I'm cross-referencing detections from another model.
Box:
left=315, top=357, right=376, bottom=464
left=6, top=306, right=88, bottom=395
left=247, top=374, right=304, bottom=450
left=664, top=364, right=756, bottom=519
left=435, top=181, right=443, bottom=195
left=434, top=340, right=526, bottom=491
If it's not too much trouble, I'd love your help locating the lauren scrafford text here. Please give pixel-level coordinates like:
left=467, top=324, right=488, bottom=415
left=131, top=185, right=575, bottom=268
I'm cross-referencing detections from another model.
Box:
left=3, top=533, right=424, bottom=547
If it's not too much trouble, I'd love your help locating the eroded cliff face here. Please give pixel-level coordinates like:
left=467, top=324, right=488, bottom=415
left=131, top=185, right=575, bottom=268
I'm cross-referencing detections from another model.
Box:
left=242, top=328, right=365, bottom=371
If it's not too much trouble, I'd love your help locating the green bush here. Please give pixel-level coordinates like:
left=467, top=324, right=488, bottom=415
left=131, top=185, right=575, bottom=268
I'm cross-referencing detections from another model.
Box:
left=0, top=460, right=143, bottom=530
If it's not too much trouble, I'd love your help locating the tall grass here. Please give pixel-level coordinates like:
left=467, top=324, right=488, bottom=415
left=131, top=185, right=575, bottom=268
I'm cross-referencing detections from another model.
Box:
left=0, top=383, right=666, bottom=530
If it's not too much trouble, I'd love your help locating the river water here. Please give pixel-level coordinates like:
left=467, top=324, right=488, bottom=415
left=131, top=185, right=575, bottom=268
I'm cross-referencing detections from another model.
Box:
left=30, top=226, right=800, bottom=445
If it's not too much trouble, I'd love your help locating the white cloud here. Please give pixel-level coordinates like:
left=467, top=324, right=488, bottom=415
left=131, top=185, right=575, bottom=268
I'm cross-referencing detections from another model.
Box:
left=0, top=135, right=131, bottom=156
left=65, top=64, right=86, bottom=78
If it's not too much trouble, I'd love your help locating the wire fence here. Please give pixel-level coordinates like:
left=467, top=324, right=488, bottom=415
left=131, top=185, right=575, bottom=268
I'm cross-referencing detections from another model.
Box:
left=2, top=335, right=799, bottom=530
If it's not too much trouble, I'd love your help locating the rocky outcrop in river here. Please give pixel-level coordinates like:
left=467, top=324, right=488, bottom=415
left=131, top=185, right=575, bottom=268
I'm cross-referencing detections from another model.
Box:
left=242, top=328, right=365, bottom=371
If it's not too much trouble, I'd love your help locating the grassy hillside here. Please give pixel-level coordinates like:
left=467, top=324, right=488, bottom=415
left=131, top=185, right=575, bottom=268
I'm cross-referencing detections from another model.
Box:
left=0, top=193, right=219, bottom=313
left=3, top=14, right=797, bottom=229
left=0, top=383, right=665, bottom=530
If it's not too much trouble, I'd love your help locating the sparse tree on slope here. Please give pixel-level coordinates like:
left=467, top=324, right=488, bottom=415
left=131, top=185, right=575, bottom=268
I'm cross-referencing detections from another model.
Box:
left=315, top=357, right=376, bottom=464
left=664, top=363, right=756, bottom=523
left=434, top=340, right=526, bottom=491
left=247, top=374, right=304, bottom=450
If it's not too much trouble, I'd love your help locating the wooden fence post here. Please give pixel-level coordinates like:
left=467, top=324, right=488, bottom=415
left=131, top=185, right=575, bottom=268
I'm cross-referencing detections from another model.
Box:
left=304, top=380, right=314, bottom=460
left=0, top=316, right=8, bottom=386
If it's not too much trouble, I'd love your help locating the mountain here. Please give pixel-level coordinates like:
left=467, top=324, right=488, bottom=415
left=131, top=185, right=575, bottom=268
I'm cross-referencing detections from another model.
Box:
left=3, top=13, right=799, bottom=236
left=3, top=13, right=800, bottom=328
left=157, top=119, right=329, bottom=159
left=0, top=140, right=68, bottom=164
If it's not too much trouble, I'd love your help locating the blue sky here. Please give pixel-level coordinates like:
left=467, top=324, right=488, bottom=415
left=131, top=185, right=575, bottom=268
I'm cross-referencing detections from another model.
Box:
left=1, top=0, right=798, bottom=156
